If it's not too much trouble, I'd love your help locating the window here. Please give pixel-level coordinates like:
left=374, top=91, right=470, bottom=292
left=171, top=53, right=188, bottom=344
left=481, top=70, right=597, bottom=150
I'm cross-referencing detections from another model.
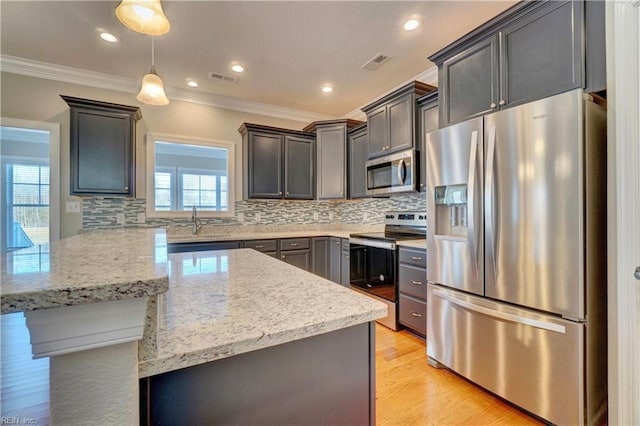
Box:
left=146, top=134, right=235, bottom=217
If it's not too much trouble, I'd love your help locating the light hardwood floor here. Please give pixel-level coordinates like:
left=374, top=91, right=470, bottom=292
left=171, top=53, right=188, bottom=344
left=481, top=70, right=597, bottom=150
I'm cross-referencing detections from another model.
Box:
left=375, top=324, right=542, bottom=425
left=1, top=313, right=540, bottom=425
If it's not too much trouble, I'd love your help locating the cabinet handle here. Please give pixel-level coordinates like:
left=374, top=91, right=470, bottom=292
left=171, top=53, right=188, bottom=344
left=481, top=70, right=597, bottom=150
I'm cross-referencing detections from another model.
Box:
left=490, top=102, right=497, bottom=109
left=290, top=243, right=299, bottom=247
left=411, top=256, right=423, bottom=260
left=499, top=99, right=506, bottom=106
left=124, top=186, right=129, bottom=190
left=340, top=192, right=343, bottom=196
left=281, top=255, right=286, bottom=259
left=411, top=280, right=423, bottom=285
left=345, top=255, right=349, bottom=259
left=410, top=312, right=423, bottom=318
left=254, top=245, right=265, bottom=248
left=286, top=192, right=290, bottom=196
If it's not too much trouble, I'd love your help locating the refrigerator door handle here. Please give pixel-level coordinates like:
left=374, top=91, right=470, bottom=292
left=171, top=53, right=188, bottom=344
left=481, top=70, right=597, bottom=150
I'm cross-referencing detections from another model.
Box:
left=485, top=125, right=497, bottom=279
left=467, top=130, right=480, bottom=282
left=432, top=288, right=566, bottom=334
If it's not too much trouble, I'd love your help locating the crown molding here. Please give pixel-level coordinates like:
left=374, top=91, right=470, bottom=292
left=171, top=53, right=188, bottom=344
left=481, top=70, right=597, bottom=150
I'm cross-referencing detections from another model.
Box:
left=341, top=66, right=439, bottom=120
left=0, top=55, right=334, bottom=123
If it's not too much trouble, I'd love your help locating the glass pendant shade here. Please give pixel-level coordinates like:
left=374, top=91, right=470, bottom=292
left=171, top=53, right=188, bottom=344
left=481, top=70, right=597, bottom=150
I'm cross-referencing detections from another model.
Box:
left=116, top=0, right=170, bottom=35
left=137, top=67, right=169, bottom=105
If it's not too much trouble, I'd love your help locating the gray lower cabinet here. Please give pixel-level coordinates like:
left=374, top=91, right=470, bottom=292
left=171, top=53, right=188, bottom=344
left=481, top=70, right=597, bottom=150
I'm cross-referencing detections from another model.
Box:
left=329, top=237, right=342, bottom=284
left=340, top=238, right=350, bottom=287
left=140, top=323, right=375, bottom=425
left=244, top=239, right=278, bottom=258
left=417, top=91, right=439, bottom=192
left=432, top=1, right=591, bottom=126
left=398, top=247, right=427, bottom=335
left=280, top=238, right=310, bottom=271
left=239, top=123, right=315, bottom=200
left=61, top=96, right=140, bottom=197
left=311, top=237, right=330, bottom=279
left=348, top=123, right=368, bottom=199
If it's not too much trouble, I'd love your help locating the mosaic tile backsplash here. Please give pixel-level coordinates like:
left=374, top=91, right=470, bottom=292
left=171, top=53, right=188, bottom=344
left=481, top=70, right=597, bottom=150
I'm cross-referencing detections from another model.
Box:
left=82, top=194, right=427, bottom=229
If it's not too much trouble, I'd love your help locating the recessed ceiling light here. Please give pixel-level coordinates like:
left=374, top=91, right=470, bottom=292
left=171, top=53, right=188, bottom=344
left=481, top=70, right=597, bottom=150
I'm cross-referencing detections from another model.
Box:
left=231, top=64, right=245, bottom=73
left=187, top=80, right=198, bottom=88
left=100, top=32, right=119, bottom=43
left=403, top=19, right=421, bottom=31
left=321, top=85, right=334, bottom=94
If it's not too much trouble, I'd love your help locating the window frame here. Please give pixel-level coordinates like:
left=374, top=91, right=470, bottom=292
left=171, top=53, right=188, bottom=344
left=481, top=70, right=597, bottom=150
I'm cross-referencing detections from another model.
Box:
left=145, top=133, right=235, bottom=218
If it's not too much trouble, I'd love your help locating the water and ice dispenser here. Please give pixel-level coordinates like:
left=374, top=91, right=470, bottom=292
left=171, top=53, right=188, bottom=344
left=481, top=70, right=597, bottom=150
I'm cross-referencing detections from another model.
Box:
left=434, top=184, right=468, bottom=238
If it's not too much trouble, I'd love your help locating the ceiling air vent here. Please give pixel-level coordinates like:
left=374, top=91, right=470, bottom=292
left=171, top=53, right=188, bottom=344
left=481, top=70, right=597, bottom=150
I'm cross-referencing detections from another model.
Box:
left=208, top=72, right=238, bottom=83
left=361, top=53, right=391, bottom=71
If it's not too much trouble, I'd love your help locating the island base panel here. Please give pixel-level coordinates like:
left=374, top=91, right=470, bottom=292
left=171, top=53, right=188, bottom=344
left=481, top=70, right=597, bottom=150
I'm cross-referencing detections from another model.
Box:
left=140, top=322, right=375, bottom=425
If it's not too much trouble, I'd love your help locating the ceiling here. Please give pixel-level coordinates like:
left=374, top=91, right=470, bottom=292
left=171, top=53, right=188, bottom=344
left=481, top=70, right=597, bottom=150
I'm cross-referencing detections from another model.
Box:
left=1, top=1, right=516, bottom=118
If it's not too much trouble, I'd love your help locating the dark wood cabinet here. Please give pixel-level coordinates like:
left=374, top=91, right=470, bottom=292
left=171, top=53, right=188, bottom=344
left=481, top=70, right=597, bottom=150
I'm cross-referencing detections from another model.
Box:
left=361, top=81, right=436, bottom=159
left=417, top=91, right=439, bottom=192
left=398, top=246, right=427, bottom=336
left=239, top=123, right=315, bottom=200
left=303, top=119, right=363, bottom=200
left=311, top=237, right=330, bottom=279
left=431, top=0, right=600, bottom=126
left=348, top=123, right=368, bottom=199
left=61, top=96, right=140, bottom=197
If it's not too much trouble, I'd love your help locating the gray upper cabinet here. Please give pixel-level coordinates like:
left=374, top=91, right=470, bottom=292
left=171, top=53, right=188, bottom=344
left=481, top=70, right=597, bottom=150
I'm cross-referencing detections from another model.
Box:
left=284, top=135, right=314, bottom=199
left=430, top=1, right=598, bottom=127
left=303, top=119, right=363, bottom=200
left=361, top=81, right=436, bottom=159
left=439, top=36, right=499, bottom=125
left=417, top=91, right=439, bottom=192
left=239, top=123, right=315, bottom=200
left=61, top=96, right=140, bottom=197
left=348, top=123, right=368, bottom=199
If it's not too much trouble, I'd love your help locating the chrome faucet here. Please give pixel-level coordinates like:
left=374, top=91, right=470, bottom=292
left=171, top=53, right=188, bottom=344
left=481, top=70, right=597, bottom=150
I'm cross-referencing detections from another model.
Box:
left=191, top=205, right=202, bottom=235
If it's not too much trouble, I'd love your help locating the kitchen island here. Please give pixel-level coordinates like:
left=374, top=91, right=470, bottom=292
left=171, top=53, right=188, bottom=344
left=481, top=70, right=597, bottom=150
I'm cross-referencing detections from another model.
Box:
left=1, top=228, right=386, bottom=425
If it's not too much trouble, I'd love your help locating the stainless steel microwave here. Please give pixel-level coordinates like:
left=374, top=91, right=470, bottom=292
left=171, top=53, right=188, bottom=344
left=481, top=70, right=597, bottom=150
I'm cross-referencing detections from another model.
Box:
left=365, top=150, right=416, bottom=196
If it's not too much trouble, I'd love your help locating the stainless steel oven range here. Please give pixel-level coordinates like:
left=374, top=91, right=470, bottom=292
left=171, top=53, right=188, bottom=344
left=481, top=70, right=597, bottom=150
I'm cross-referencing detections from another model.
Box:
left=349, top=211, right=426, bottom=330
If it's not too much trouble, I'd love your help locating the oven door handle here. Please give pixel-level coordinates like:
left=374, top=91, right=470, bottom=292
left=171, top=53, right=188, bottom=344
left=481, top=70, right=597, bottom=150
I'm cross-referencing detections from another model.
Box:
left=349, top=237, right=396, bottom=250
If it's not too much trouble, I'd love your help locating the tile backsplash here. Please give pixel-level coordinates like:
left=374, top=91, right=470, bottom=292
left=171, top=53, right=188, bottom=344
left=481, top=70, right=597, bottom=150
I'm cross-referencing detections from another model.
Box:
left=82, top=194, right=426, bottom=229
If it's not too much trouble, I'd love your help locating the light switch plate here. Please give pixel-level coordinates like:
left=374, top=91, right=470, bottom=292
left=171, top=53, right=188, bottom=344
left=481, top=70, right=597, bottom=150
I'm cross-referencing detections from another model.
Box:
left=237, top=212, right=244, bottom=222
left=254, top=212, right=261, bottom=222
left=313, top=212, right=319, bottom=220
left=66, top=201, right=81, bottom=213
left=116, top=213, right=125, bottom=225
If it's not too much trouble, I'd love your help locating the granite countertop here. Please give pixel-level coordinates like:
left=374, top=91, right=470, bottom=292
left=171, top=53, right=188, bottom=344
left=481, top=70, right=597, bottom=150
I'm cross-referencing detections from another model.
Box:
left=0, top=228, right=169, bottom=314
left=138, top=248, right=387, bottom=377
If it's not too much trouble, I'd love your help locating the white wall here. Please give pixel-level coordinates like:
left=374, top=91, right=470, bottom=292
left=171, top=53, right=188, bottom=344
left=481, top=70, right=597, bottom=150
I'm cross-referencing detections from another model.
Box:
left=0, top=72, right=309, bottom=237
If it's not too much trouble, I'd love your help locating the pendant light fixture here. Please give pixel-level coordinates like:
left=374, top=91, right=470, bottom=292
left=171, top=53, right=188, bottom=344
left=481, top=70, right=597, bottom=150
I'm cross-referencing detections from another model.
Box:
left=137, top=37, right=169, bottom=106
left=116, top=0, right=170, bottom=36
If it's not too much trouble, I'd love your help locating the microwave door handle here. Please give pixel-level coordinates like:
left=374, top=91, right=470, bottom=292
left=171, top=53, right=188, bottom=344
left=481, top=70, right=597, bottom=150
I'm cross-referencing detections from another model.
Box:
left=397, top=159, right=406, bottom=184
left=467, top=130, right=479, bottom=283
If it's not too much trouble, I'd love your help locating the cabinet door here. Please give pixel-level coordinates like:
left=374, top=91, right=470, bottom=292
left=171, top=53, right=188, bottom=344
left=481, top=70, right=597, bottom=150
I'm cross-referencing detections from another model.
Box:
left=329, top=237, right=342, bottom=283
left=246, top=132, right=283, bottom=199
left=280, top=249, right=310, bottom=272
left=500, top=1, right=582, bottom=108
left=284, top=135, right=314, bottom=199
left=311, top=237, right=330, bottom=279
left=316, top=125, right=346, bottom=199
left=348, top=129, right=369, bottom=199
left=418, top=100, right=439, bottom=192
left=387, top=95, right=413, bottom=153
left=340, top=239, right=350, bottom=287
left=71, top=109, right=134, bottom=196
left=366, top=105, right=388, bottom=158
left=441, top=35, right=499, bottom=126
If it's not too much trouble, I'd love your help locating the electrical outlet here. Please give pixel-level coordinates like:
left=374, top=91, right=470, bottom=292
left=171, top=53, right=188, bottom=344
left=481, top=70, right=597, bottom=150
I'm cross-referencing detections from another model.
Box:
left=328, top=212, right=334, bottom=221
left=66, top=201, right=81, bottom=213
left=313, top=212, right=319, bottom=220
left=237, top=212, right=244, bottom=222
left=254, top=212, right=261, bottom=222
left=116, top=213, right=125, bottom=225
left=137, top=213, right=146, bottom=224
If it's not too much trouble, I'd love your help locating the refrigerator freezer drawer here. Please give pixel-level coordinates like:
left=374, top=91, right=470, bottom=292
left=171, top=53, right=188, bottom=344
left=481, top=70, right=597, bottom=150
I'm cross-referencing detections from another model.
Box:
left=427, top=284, right=585, bottom=425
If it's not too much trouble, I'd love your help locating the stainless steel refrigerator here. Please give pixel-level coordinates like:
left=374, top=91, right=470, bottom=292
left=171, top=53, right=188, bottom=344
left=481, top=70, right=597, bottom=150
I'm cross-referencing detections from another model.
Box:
left=425, top=88, right=607, bottom=425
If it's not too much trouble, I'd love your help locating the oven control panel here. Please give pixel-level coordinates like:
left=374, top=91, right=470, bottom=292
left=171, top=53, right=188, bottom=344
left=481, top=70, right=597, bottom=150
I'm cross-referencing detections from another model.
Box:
left=384, top=211, right=427, bottom=227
